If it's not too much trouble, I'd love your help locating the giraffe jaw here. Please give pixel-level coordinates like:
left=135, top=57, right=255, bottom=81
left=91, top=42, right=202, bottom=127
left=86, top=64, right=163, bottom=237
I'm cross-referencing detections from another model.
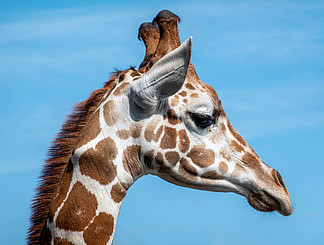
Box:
left=247, top=191, right=280, bottom=213
left=227, top=181, right=292, bottom=216
left=246, top=189, right=293, bottom=216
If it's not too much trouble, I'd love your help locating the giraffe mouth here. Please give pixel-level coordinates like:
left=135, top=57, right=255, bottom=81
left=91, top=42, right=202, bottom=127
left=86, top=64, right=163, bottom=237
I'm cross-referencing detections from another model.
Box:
left=247, top=190, right=281, bottom=213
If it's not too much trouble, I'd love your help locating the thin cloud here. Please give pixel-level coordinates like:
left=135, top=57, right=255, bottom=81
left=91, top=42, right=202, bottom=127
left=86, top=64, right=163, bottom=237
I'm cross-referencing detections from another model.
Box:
left=0, top=6, right=148, bottom=44
left=178, top=1, right=324, bottom=62
left=221, top=82, right=324, bottom=138
left=0, top=161, right=41, bottom=174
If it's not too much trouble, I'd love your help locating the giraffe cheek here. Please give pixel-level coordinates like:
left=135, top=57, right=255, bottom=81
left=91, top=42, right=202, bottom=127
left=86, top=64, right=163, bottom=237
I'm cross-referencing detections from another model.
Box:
left=178, top=158, right=198, bottom=180
left=160, top=126, right=177, bottom=149
left=187, top=144, right=215, bottom=168
left=219, top=161, right=229, bottom=174
left=178, top=129, right=190, bottom=153
left=144, top=150, right=154, bottom=169
left=155, top=152, right=164, bottom=166
left=144, top=118, right=163, bottom=142
left=167, top=109, right=182, bottom=125
left=201, top=170, right=222, bottom=180
left=165, top=151, right=180, bottom=166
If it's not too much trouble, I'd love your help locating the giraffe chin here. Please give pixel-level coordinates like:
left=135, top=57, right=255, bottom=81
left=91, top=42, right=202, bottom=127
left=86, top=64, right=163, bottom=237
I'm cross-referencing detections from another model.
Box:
left=247, top=191, right=281, bottom=214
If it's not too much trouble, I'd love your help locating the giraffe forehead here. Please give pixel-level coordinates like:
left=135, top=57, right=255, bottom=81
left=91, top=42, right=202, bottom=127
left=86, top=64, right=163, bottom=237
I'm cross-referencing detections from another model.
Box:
left=177, top=92, right=215, bottom=114
left=175, top=81, right=222, bottom=111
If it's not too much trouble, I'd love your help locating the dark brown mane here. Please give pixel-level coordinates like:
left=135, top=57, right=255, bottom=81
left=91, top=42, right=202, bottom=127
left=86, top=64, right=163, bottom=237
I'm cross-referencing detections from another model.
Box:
left=27, top=72, right=120, bottom=245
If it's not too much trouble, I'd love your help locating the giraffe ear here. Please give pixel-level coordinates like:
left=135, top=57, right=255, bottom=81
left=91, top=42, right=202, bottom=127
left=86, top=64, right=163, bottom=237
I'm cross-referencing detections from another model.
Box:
left=129, top=37, right=192, bottom=119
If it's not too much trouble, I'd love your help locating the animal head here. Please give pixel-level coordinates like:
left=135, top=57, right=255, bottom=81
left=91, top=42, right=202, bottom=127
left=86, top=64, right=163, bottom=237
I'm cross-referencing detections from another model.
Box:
left=103, top=10, right=292, bottom=216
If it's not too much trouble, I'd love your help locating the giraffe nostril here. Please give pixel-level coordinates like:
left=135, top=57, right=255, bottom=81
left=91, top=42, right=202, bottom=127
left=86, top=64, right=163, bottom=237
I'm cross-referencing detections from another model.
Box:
left=272, top=169, right=287, bottom=190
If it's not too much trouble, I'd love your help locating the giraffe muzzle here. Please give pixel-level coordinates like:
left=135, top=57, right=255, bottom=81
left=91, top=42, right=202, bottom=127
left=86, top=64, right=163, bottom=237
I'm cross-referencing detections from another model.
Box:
left=247, top=190, right=280, bottom=213
left=247, top=176, right=293, bottom=216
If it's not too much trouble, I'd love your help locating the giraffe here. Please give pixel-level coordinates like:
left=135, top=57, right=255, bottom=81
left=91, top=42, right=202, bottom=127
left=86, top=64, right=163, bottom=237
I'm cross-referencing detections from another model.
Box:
left=28, top=10, right=292, bottom=245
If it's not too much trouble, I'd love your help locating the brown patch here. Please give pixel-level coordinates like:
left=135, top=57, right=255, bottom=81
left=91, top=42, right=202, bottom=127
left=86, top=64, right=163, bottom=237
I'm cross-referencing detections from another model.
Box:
left=165, top=151, right=180, bottom=166
left=187, top=144, right=215, bottom=168
left=116, top=125, right=142, bottom=140
left=103, top=100, right=119, bottom=126
left=130, top=70, right=141, bottom=78
left=232, top=163, right=247, bottom=177
left=75, top=110, right=101, bottom=149
left=116, top=129, right=131, bottom=140
left=167, top=109, right=181, bottom=125
left=144, top=118, right=163, bottom=142
left=56, top=182, right=98, bottom=231
left=204, top=83, right=221, bottom=105
left=144, top=150, right=154, bottom=168
left=157, top=165, right=171, bottom=175
left=178, top=158, right=198, bottom=179
left=179, top=91, right=187, bottom=97
left=230, top=140, right=244, bottom=153
left=113, top=82, right=130, bottom=96
left=201, top=171, right=222, bottom=180
left=160, top=127, right=177, bottom=149
left=83, top=212, right=114, bottom=245
left=219, top=161, right=228, bottom=173
left=130, top=124, right=142, bottom=138
left=178, top=129, right=190, bottom=153
left=122, top=145, right=142, bottom=178
left=185, top=83, right=195, bottom=90
left=227, top=119, right=247, bottom=146
left=191, top=93, right=199, bottom=98
left=79, top=137, right=117, bottom=185
left=153, top=126, right=164, bottom=142
left=155, top=152, right=164, bottom=165
left=183, top=98, right=188, bottom=103
left=220, top=150, right=231, bottom=161
left=219, top=122, right=226, bottom=133
left=39, top=224, right=52, bottom=245
left=48, top=160, right=73, bottom=223
left=171, top=95, right=179, bottom=107
left=242, top=152, right=260, bottom=169
left=54, top=238, right=74, bottom=245
left=110, top=182, right=127, bottom=203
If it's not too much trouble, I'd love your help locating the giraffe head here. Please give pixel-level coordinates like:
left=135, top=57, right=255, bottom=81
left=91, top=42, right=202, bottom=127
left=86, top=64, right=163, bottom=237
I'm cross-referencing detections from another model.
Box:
left=112, top=10, right=292, bottom=216
left=27, top=10, right=293, bottom=245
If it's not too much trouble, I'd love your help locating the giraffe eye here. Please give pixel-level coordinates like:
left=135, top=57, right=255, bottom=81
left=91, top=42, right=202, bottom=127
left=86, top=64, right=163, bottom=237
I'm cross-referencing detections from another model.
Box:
left=188, top=112, right=215, bottom=128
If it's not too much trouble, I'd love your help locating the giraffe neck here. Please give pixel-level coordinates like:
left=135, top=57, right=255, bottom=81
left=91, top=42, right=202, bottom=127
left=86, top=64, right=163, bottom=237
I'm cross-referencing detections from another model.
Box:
left=44, top=75, right=145, bottom=244
left=46, top=157, right=127, bottom=245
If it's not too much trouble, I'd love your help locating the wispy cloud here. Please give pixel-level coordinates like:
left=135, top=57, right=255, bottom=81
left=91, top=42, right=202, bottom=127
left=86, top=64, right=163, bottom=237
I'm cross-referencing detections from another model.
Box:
left=221, top=82, right=324, bottom=138
left=0, top=5, right=152, bottom=80
left=0, top=161, right=41, bottom=174
left=178, top=1, right=324, bottom=62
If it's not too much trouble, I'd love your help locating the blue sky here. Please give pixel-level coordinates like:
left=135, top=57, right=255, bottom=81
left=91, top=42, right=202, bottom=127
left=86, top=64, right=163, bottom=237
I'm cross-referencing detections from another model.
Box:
left=1, top=0, right=323, bottom=244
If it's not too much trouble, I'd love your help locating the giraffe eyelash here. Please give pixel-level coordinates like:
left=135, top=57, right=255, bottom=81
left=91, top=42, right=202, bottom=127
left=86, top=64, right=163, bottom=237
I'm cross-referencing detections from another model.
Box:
left=187, top=112, right=216, bottom=128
